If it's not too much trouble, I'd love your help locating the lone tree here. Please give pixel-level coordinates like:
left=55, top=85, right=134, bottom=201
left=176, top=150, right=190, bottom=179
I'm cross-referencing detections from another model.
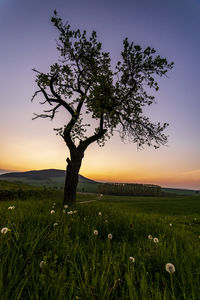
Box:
left=32, top=11, right=173, bottom=205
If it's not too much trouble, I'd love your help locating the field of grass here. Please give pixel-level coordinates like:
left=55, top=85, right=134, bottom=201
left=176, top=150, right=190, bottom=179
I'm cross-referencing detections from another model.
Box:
left=0, top=182, right=200, bottom=299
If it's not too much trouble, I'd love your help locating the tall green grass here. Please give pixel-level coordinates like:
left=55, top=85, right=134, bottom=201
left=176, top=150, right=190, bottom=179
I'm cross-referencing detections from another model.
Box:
left=0, top=193, right=200, bottom=299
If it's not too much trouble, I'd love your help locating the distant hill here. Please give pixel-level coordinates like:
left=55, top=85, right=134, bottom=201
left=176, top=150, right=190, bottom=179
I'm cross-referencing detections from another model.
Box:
left=0, top=169, right=97, bottom=185
left=0, top=169, right=16, bottom=175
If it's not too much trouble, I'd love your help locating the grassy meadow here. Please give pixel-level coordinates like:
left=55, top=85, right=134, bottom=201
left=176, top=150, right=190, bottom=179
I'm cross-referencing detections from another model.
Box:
left=0, top=181, right=200, bottom=299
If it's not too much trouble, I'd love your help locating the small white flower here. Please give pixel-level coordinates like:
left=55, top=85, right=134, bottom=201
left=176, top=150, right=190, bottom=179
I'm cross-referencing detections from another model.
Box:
left=129, top=256, right=135, bottom=263
left=100, top=194, right=103, bottom=197
left=39, top=261, right=47, bottom=268
left=64, top=205, right=68, bottom=209
left=98, top=212, right=102, bottom=216
left=67, top=211, right=73, bottom=215
left=93, top=230, right=98, bottom=235
left=8, top=206, right=15, bottom=210
left=153, top=237, right=159, bottom=243
left=169, top=223, right=172, bottom=226
left=1, top=227, right=9, bottom=234
left=53, top=223, right=58, bottom=227
left=166, top=263, right=175, bottom=273
left=148, top=235, right=153, bottom=240
left=108, top=233, right=113, bottom=239
left=50, top=210, right=55, bottom=214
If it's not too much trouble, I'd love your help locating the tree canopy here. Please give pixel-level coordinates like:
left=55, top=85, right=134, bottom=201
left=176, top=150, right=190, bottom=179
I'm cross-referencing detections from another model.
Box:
left=32, top=11, right=173, bottom=153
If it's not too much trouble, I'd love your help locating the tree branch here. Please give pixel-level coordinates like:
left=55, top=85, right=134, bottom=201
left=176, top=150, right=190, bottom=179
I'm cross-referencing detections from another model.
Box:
left=79, top=114, right=107, bottom=151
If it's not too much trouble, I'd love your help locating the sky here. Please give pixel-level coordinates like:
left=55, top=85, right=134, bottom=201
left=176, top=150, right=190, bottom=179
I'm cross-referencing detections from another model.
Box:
left=0, top=0, right=199, bottom=189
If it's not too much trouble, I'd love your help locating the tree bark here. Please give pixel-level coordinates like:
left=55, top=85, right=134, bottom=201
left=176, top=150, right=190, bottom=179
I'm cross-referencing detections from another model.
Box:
left=63, top=150, right=84, bottom=206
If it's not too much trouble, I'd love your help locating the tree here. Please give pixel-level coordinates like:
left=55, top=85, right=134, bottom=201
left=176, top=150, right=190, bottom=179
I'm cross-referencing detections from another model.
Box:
left=32, top=11, right=174, bottom=205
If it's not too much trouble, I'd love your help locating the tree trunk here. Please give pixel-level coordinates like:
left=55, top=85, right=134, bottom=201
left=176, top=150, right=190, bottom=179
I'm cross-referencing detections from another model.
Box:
left=63, top=150, right=84, bottom=206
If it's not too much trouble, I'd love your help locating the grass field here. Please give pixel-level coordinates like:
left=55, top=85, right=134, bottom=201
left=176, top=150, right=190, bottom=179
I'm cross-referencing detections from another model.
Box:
left=0, top=181, right=200, bottom=299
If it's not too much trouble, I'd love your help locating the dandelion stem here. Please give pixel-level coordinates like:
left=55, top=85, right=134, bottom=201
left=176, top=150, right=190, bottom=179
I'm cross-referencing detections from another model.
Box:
left=170, top=274, right=175, bottom=300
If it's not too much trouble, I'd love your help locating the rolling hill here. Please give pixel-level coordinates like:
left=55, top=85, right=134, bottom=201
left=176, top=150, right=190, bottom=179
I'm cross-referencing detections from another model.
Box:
left=0, top=169, right=97, bottom=187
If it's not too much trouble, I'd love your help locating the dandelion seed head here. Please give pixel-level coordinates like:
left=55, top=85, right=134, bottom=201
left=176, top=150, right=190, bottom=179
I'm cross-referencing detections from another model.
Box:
left=153, top=237, right=159, bottom=243
left=1, top=227, right=9, bottom=234
left=53, top=223, right=58, bottom=227
left=50, top=210, right=55, bottom=214
left=166, top=263, right=175, bottom=273
left=8, top=206, right=15, bottom=210
left=64, top=205, right=68, bottom=209
left=148, top=235, right=153, bottom=240
left=67, top=211, right=73, bottom=215
left=129, top=256, right=135, bottom=263
left=39, top=261, right=46, bottom=268
left=93, top=230, right=98, bottom=235
left=108, top=233, right=112, bottom=239
left=98, top=212, right=102, bottom=216
left=169, top=223, right=172, bottom=226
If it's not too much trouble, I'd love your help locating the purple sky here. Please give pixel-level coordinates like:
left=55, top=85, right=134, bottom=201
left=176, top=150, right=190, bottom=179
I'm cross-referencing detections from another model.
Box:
left=0, top=0, right=199, bottom=189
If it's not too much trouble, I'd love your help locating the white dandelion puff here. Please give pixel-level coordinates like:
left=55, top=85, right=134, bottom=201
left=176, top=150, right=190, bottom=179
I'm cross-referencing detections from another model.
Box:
left=50, top=210, right=55, bottom=214
left=64, top=205, right=68, bottom=209
left=169, top=223, right=172, bottom=226
left=166, top=263, right=175, bottom=273
left=98, top=212, right=102, bottom=216
left=93, top=230, right=98, bottom=235
left=8, top=206, right=15, bottom=210
left=39, top=261, right=47, bottom=268
left=153, top=237, right=159, bottom=243
left=148, top=235, right=153, bottom=240
left=67, top=211, right=73, bottom=215
left=1, top=227, right=9, bottom=234
left=108, top=233, right=113, bottom=239
left=129, top=256, right=135, bottom=263
left=53, top=223, right=58, bottom=227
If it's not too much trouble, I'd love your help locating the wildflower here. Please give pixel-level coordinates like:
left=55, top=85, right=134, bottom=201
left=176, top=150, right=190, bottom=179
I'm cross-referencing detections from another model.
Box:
left=166, top=263, right=175, bottom=273
left=8, top=206, right=15, bottom=210
left=1, top=227, right=9, bottom=234
left=67, top=211, right=73, bottom=215
left=93, top=230, right=98, bottom=235
left=53, top=223, right=58, bottom=227
left=148, top=235, right=153, bottom=240
left=39, top=261, right=47, bottom=268
left=169, top=223, right=172, bottom=226
left=108, top=233, right=113, bottom=239
left=153, top=237, right=159, bottom=243
left=129, top=256, right=135, bottom=263
left=64, top=204, right=68, bottom=209
left=50, top=210, right=55, bottom=214
left=98, top=212, right=102, bottom=216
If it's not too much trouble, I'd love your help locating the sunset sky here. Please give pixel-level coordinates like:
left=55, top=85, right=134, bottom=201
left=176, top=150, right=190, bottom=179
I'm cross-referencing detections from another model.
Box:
left=0, top=0, right=199, bottom=189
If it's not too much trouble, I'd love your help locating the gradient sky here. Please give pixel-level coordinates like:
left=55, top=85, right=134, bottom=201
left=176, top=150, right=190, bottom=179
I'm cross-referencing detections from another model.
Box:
left=0, top=0, right=199, bottom=189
